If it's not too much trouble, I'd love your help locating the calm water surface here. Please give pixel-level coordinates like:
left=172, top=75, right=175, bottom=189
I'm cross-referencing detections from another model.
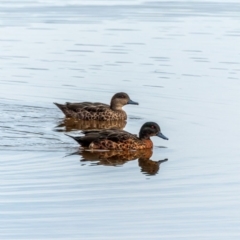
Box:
left=1, top=0, right=240, bottom=239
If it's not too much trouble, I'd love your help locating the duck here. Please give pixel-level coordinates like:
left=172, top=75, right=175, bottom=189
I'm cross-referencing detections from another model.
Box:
left=66, top=122, right=168, bottom=150
left=54, top=92, right=138, bottom=121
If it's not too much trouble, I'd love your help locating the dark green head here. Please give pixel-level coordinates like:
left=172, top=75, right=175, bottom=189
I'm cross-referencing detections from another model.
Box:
left=110, top=92, right=139, bottom=110
left=139, top=122, right=168, bottom=140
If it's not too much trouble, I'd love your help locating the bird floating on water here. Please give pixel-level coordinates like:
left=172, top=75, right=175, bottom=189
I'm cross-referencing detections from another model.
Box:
left=66, top=122, right=168, bottom=150
left=54, top=92, right=138, bottom=121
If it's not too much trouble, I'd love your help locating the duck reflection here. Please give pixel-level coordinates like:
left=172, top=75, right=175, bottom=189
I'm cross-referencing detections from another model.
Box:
left=56, top=118, right=126, bottom=131
left=138, top=158, right=168, bottom=176
left=78, top=149, right=168, bottom=175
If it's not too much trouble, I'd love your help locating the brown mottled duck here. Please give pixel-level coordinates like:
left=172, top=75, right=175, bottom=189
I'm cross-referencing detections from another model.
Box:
left=54, top=92, right=138, bottom=121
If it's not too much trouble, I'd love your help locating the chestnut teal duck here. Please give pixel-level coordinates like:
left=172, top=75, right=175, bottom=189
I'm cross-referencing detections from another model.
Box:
left=66, top=122, right=168, bottom=150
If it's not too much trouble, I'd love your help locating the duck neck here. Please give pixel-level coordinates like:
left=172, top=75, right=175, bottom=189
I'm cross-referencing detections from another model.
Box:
left=110, top=102, right=123, bottom=111
left=139, top=132, right=150, bottom=140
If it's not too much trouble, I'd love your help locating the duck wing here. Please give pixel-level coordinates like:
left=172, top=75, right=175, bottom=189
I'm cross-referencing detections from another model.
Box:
left=66, top=129, right=139, bottom=149
left=66, top=102, right=109, bottom=112
left=54, top=101, right=111, bottom=119
left=88, top=129, right=138, bottom=143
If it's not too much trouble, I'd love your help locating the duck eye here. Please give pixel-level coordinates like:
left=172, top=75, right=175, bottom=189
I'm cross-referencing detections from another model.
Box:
left=120, top=95, right=125, bottom=98
left=151, top=125, right=155, bottom=129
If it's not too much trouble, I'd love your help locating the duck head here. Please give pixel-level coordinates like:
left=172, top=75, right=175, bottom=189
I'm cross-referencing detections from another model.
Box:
left=139, top=122, right=168, bottom=140
left=110, top=92, right=138, bottom=110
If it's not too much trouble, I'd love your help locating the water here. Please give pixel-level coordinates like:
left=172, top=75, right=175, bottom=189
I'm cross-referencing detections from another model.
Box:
left=1, top=0, right=240, bottom=239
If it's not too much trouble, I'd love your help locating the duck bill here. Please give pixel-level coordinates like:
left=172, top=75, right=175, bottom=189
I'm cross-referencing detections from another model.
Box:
left=127, top=99, right=139, bottom=105
left=157, top=132, right=169, bottom=140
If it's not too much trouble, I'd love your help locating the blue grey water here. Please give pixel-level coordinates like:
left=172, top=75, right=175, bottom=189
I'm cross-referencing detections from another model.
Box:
left=1, top=0, right=240, bottom=239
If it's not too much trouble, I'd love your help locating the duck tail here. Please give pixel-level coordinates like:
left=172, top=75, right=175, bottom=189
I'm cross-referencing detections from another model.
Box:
left=65, top=134, right=83, bottom=145
left=53, top=102, right=68, bottom=116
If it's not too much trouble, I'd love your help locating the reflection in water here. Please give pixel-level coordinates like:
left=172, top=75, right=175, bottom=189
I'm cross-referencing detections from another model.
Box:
left=77, top=149, right=168, bottom=175
left=139, top=158, right=168, bottom=176
left=56, top=118, right=126, bottom=131
left=81, top=149, right=153, bottom=163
